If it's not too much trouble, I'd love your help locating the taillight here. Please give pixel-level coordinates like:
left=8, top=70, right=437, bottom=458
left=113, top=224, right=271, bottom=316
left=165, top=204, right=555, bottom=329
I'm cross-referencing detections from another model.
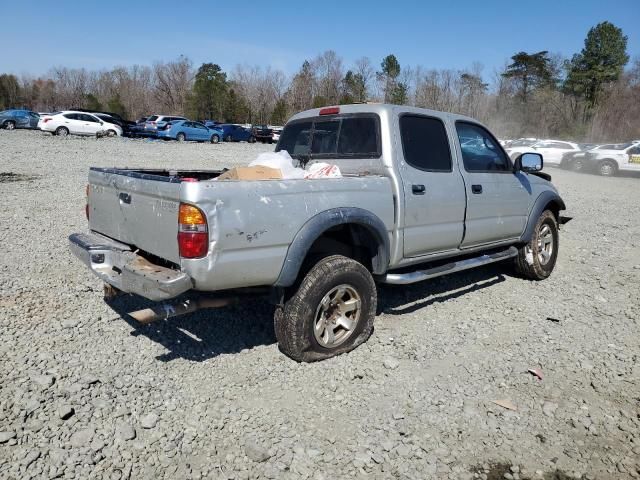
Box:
left=43, top=118, right=52, bottom=123
left=178, top=203, right=208, bottom=258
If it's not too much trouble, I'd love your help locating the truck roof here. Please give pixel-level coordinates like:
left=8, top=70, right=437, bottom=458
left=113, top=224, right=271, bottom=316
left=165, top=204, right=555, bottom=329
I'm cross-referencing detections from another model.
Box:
left=288, top=103, right=479, bottom=125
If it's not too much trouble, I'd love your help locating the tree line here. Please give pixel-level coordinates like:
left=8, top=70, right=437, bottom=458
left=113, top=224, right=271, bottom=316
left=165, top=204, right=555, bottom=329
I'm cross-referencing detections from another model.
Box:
left=0, top=21, right=637, bottom=142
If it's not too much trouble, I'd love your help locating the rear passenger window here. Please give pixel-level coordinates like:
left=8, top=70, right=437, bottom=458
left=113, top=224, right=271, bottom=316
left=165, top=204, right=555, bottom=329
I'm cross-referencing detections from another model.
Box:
left=400, top=115, right=452, bottom=171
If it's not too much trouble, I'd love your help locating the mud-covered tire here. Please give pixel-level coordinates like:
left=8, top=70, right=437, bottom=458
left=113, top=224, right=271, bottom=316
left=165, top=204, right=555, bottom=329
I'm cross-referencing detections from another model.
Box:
left=514, top=210, right=559, bottom=280
left=274, top=255, right=377, bottom=362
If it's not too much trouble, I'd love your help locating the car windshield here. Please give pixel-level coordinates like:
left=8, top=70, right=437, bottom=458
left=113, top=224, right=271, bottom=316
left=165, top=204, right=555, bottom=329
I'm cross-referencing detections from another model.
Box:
left=147, top=116, right=158, bottom=122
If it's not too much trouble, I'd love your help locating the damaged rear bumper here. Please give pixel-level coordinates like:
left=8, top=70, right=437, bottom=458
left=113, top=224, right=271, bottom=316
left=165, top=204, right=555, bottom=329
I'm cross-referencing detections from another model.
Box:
left=68, top=232, right=192, bottom=301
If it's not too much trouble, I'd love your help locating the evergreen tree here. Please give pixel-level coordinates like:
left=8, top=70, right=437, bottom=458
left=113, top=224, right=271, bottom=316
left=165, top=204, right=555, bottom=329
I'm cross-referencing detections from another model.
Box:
left=501, top=51, right=553, bottom=102
left=107, top=94, right=127, bottom=118
left=564, top=21, right=629, bottom=108
left=84, top=93, right=102, bottom=111
left=378, top=54, right=401, bottom=103
left=270, top=98, right=288, bottom=125
left=190, top=63, right=228, bottom=120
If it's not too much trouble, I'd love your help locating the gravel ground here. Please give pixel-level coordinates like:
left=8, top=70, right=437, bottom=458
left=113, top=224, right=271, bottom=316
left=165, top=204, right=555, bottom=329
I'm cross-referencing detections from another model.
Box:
left=0, top=129, right=639, bottom=480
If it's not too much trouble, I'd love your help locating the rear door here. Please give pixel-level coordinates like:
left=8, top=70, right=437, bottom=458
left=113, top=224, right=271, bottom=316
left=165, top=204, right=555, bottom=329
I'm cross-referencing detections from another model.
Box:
left=454, top=121, right=531, bottom=247
left=398, top=114, right=466, bottom=257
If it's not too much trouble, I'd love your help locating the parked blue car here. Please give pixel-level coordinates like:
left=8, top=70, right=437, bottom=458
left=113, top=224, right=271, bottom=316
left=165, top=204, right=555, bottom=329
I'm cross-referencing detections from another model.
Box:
left=156, top=120, right=224, bottom=143
left=219, top=124, right=256, bottom=142
left=0, top=109, right=40, bottom=130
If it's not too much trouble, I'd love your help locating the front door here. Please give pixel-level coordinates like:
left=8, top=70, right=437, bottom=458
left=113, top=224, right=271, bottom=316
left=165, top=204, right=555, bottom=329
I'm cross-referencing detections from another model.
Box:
left=454, top=121, right=531, bottom=247
left=399, top=114, right=466, bottom=257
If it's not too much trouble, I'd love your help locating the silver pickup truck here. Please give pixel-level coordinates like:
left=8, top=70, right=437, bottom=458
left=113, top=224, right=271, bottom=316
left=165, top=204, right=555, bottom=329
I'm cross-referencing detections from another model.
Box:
left=70, top=104, right=567, bottom=362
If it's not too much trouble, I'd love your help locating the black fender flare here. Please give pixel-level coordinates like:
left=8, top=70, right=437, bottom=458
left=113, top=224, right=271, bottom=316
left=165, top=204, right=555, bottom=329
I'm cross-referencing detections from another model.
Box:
left=520, top=191, right=566, bottom=243
left=274, top=207, right=390, bottom=287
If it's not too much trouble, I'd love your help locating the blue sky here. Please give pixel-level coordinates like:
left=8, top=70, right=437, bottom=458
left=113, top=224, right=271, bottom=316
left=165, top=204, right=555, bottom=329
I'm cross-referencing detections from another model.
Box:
left=2, top=0, right=638, bottom=79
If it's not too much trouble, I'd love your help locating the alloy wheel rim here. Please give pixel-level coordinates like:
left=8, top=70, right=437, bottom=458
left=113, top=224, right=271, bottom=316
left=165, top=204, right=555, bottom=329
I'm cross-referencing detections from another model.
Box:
left=313, top=284, right=361, bottom=348
left=534, top=223, right=554, bottom=265
left=601, top=164, right=613, bottom=176
left=7, top=122, right=15, bottom=130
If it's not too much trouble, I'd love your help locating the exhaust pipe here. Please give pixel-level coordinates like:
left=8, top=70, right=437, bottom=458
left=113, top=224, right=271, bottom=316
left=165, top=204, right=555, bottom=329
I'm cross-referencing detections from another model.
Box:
left=128, top=297, right=236, bottom=324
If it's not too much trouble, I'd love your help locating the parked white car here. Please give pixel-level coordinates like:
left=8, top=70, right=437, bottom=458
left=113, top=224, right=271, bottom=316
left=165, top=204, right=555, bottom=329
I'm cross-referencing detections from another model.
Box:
left=39, top=111, right=122, bottom=137
left=584, top=143, right=640, bottom=176
left=506, top=140, right=580, bottom=167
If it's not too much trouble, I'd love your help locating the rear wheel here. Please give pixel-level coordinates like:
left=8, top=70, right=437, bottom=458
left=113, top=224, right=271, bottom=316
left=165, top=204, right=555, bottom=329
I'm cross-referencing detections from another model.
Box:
left=598, top=160, right=617, bottom=177
left=4, top=121, right=16, bottom=130
left=274, top=255, right=377, bottom=362
left=514, top=210, right=558, bottom=280
left=248, top=136, right=256, bottom=143
left=176, top=132, right=186, bottom=142
left=210, top=134, right=220, bottom=144
left=55, top=126, right=69, bottom=137
left=224, top=134, right=232, bottom=142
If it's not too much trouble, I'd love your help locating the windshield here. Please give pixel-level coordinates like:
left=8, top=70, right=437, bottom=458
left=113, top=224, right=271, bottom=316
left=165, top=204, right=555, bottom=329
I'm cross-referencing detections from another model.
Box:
left=147, top=115, right=159, bottom=122
left=598, top=143, right=631, bottom=150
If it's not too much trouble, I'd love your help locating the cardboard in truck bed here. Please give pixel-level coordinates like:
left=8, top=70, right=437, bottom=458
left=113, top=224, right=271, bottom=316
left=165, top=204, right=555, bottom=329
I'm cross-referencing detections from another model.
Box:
left=217, top=166, right=283, bottom=181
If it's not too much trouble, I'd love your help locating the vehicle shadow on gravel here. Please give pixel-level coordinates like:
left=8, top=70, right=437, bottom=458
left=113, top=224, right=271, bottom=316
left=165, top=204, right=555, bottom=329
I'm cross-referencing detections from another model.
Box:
left=105, top=263, right=511, bottom=362
left=105, top=294, right=277, bottom=362
left=379, top=263, right=508, bottom=315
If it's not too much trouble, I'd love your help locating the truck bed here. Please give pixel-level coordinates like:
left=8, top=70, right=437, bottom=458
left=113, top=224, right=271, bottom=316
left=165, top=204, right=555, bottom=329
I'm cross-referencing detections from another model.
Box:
left=87, top=167, right=395, bottom=290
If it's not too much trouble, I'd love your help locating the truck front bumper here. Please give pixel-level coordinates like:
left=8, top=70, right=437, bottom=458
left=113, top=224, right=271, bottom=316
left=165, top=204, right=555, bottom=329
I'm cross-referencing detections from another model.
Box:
left=69, top=232, right=192, bottom=301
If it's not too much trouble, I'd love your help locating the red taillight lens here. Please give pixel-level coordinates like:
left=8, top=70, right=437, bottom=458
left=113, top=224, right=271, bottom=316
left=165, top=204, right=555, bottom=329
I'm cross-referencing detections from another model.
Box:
left=178, top=203, right=208, bottom=258
left=319, top=107, right=340, bottom=115
left=178, top=232, right=208, bottom=258
left=44, top=118, right=52, bottom=123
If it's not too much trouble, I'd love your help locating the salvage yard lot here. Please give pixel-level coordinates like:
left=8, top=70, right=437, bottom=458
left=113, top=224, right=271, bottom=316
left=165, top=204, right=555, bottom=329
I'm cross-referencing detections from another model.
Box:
left=0, top=130, right=639, bottom=479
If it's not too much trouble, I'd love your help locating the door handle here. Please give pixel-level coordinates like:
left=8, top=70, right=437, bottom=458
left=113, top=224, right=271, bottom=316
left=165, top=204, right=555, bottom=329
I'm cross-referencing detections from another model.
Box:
left=471, top=184, right=483, bottom=194
left=412, top=184, right=426, bottom=195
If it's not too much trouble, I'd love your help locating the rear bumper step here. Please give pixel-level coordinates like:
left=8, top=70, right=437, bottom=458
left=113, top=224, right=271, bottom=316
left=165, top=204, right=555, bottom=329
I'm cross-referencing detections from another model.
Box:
left=69, top=232, right=192, bottom=301
left=381, top=246, right=518, bottom=285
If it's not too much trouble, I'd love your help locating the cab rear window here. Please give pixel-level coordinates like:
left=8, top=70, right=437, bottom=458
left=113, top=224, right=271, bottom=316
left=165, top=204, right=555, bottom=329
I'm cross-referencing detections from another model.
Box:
left=276, top=114, right=380, bottom=159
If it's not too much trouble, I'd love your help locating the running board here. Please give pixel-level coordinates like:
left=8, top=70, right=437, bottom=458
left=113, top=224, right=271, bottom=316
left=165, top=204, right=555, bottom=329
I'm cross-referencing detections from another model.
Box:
left=381, top=247, right=518, bottom=285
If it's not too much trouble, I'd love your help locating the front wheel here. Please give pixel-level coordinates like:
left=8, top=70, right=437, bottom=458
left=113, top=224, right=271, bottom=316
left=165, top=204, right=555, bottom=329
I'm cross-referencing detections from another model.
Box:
left=176, top=132, right=186, bottom=142
left=106, top=129, right=117, bottom=137
left=598, top=160, right=617, bottom=177
left=274, top=255, right=377, bottom=362
left=514, top=210, right=559, bottom=280
left=4, top=121, right=16, bottom=130
left=210, top=134, right=219, bottom=144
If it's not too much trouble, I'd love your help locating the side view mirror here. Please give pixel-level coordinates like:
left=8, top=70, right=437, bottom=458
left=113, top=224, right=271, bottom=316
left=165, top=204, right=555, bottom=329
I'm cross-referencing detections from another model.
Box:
left=99, top=121, right=104, bottom=125
left=514, top=152, right=543, bottom=172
